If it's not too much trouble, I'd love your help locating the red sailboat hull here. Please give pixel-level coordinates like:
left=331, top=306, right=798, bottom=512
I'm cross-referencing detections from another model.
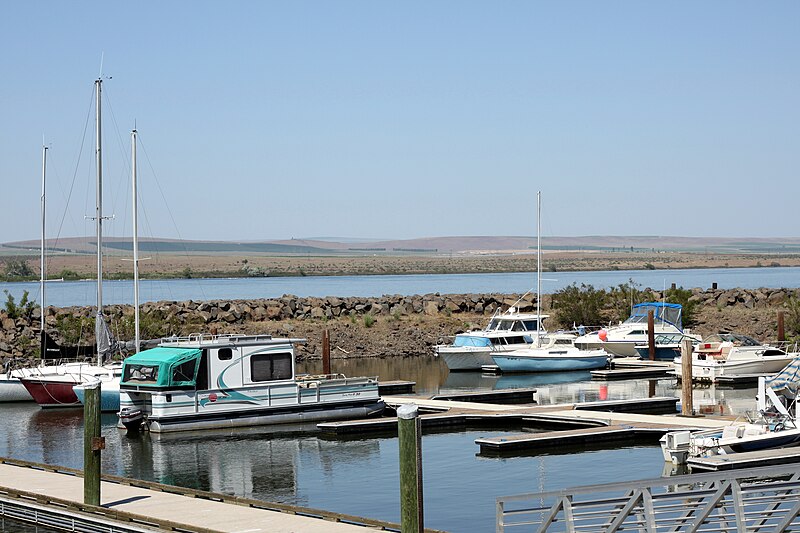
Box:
left=20, top=377, right=81, bottom=408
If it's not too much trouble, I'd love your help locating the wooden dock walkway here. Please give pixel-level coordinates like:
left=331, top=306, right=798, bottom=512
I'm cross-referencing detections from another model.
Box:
left=0, top=458, right=418, bottom=533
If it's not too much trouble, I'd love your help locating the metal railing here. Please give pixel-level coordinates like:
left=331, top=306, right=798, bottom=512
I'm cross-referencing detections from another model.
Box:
left=497, top=463, right=800, bottom=532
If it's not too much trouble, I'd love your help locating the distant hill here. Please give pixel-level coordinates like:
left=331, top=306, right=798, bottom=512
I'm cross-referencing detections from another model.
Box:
left=4, top=235, right=800, bottom=256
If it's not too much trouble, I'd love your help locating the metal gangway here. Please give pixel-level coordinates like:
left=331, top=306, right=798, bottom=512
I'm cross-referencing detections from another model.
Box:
left=497, top=463, right=800, bottom=532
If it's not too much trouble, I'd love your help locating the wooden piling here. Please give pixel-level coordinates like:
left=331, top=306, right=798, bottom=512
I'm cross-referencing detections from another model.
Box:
left=712, top=282, right=718, bottom=290
left=647, top=309, right=656, bottom=361
left=681, top=338, right=693, bottom=416
left=398, top=404, right=423, bottom=533
left=778, top=311, right=785, bottom=343
left=83, top=381, right=102, bottom=506
left=322, top=329, right=331, bottom=375
left=670, top=283, right=676, bottom=290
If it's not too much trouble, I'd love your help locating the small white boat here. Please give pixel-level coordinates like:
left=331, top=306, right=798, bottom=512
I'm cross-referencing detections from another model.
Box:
left=673, top=333, right=796, bottom=382
left=435, top=307, right=548, bottom=371
left=73, top=365, right=123, bottom=412
left=574, top=302, right=685, bottom=357
left=118, top=334, right=385, bottom=433
left=662, top=361, right=800, bottom=464
left=491, top=338, right=609, bottom=373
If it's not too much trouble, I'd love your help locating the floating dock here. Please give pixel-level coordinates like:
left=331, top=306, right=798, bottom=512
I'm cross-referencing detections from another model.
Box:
left=431, top=388, right=537, bottom=404
left=0, top=457, right=425, bottom=533
left=377, top=380, right=415, bottom=394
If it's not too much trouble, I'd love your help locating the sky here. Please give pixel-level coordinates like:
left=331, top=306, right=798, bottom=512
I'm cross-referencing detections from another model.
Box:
left=1, top=2, right=799, bottom=244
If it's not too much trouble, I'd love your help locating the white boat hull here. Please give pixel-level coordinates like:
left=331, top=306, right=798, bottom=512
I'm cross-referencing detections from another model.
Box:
left=0, top=378, right=32, bottom=402
left=674, top=355, right=795, bottom=381
left=438, top=345, right=526, bottom=371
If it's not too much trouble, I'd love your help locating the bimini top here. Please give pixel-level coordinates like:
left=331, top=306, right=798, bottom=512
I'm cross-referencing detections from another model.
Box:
left=624, top=302, right=682, bottom=330
left=120, top=346, right=201, bottom=389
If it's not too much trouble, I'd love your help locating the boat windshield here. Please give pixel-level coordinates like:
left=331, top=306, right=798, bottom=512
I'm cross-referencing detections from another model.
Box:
left=624, top=303, right=682, bottom=330
left=121, top=347, right=202, bottom=389
left=487, top=319, right=542, bottom=332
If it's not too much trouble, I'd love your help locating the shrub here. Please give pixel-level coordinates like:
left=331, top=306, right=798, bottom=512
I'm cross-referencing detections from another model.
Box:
left=664, top=287, right=697, bottom=327
left=3, top=290, right=38, bottom=319
left=552, top=283, right=607, bottom=329
left=363, top=314, right=375, bottom=328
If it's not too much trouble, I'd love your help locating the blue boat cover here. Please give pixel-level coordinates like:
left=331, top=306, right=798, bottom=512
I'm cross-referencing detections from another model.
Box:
left=453, top=335, right=492, bottom=348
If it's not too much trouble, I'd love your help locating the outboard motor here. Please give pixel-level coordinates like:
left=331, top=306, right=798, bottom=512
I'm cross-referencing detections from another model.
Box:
left=118, top=407, right=144, bottom=433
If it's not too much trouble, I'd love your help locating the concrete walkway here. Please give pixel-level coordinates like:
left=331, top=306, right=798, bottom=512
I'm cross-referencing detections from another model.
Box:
left=0, top=461, right=388, bottom=532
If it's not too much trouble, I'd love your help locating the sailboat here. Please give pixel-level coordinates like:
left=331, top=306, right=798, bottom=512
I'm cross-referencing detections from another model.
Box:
left=490, top=192, right=610, bottom=373
left=20, top=78, right=123, bottom=407
left=73, top=127, right=143, bottom=411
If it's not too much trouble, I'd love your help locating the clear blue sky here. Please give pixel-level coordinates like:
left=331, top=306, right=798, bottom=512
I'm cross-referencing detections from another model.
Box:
left=2, top=2, right=798, bottom=244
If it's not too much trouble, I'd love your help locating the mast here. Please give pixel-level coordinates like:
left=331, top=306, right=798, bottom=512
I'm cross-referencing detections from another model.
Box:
left=536, top=191, right=541, bottom=348
left=95, top=79, right=103, bottom=320
left=131, top=129, right=140, bottom=352
left=40, top=144, right=47, bottom=359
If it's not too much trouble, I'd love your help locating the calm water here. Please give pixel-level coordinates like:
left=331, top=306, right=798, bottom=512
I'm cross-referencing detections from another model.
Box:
left=0, top=356, right=756, bottom=532
left=2, top=266, right=800, bottom=307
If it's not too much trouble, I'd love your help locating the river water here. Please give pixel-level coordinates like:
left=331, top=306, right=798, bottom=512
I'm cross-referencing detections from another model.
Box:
left=0, top=356, right=756, bottom=532
left=2, top=266, right=800, bottom=307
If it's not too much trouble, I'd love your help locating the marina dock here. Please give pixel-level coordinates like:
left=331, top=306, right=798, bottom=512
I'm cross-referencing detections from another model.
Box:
left=0, top=457, right=417, bottom=533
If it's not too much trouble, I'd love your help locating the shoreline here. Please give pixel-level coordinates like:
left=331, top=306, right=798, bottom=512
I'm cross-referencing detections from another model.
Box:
left=2, top=250, right=800, bottom=282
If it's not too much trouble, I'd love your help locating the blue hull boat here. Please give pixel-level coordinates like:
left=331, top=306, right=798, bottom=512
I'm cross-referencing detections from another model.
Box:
left=491, top=347, right=609, bottom=373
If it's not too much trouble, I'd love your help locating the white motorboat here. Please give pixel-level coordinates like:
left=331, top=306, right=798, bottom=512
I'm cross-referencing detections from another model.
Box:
left=435, top=307, right=548, bottom=371
left=574, top=302, right=685, bottom=357
left=118, top=334, right=385, bottom=433
left=662, top=361, right=800, bottom=464
left=673, top=333, right=796, bottom=382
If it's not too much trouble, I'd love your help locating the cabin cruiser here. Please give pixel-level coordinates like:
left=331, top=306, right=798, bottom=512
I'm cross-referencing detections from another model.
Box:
left=574, top=302, right=684, bottom=357
left=435, top=307, right=548, bottom=371
left=673, top=333, right=795, bottom=382
left=662, top=359, right=800, bottom=464
left=117, top=334, right=384, bottom=433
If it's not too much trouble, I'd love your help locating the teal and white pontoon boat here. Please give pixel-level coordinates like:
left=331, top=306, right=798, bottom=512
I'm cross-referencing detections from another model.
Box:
left=117, top=334, right=384, bottom=433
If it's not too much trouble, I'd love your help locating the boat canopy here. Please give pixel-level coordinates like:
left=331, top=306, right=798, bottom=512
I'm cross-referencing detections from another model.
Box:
left=120, top=347, right=202, bottom=389
left=453, top=335, right=492, bottom=348
left=624, top=303, right=682, bottom=330
left=767, top=357, right=800, bottom=400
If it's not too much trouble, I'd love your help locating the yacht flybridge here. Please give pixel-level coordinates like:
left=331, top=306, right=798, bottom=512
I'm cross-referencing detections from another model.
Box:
left=118, top=334, right=384, bottom=433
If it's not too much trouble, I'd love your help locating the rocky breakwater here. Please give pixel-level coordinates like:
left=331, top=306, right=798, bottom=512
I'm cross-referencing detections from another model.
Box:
left=0, top=287, right=798, bottom=367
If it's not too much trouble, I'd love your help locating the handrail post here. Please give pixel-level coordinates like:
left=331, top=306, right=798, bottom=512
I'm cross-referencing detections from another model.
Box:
left=398, top=403, right=424, bottom=533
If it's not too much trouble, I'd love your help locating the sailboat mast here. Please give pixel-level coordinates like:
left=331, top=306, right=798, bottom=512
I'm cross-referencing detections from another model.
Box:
left=131, top=129, right=140, bottom=353
left=536, top=191, right=541, bottom=347
left=95, top=78, right=104, bottom=366
left=95, top=79, right=104, bottom=317
left=40, top=144, right=47, bottom=358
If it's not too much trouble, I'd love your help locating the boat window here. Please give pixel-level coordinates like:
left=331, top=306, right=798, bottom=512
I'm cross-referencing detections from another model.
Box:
left=124, top=364, right=159, bottom=384
left=217, top=348, right=233, bottom=361
left=251, top=353, right=293, bottom=382
left=522, top=320, right=540, bottom=331
left=498, top=320, right=514, bottom=331
left=628, top=330, right=646, bottom=336
left=511, top=321, right=526, bottom=332
left=196, top=350, right=209, bottom=390
left=172, top=360, right=197, bottom=383
left=487, top=319, right=500, bottom=330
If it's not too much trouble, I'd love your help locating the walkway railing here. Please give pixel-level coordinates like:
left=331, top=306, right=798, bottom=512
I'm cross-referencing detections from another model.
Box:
left=497, top=463, right=800, bottom=532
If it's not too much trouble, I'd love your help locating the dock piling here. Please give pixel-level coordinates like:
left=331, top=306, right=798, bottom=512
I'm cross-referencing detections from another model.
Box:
left=322, top=329, right=331, bottom=375
left=778, top=311, right=785, bottom=343
left=681, top=338, right=693, bottom=416
left=647, top=310, right=655, bottom=361
left=83, top=381, right=102, bottom=506
left=398, top=403, right=424, bottom=533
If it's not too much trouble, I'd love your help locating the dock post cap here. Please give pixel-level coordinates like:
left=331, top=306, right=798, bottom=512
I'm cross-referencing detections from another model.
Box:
left=397, top=404, right=419, bottom=419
